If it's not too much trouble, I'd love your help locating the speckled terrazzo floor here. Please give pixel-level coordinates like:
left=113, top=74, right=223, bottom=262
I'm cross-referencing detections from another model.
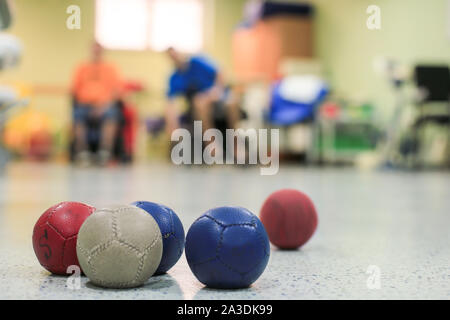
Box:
left=0, top=162, right=449, bottom=299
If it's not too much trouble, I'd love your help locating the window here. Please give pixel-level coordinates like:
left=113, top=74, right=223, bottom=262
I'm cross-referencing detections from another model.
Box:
left=95, top=0, right=149, bottom=50
left=149, top=0, right=203, bottom=53
left=95, top=0, right=203, bottom=53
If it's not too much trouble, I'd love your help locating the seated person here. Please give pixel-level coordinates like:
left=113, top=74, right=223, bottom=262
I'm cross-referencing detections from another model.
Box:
left=71, top=42, right=122, bottom=166
left=165, top=47, right=240, bottom=137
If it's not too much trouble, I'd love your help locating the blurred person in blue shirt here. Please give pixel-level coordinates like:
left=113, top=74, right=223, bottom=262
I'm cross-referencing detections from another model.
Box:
left=165, top=47, right=239, bottom=135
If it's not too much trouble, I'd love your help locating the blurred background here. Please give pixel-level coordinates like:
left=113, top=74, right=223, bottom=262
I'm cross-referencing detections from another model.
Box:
left=0, top=0, right=449, bottom=169
left=0, top=0, right=449, bottom=300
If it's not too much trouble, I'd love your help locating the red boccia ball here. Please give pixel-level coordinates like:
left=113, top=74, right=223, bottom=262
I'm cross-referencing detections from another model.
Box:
left=260, top=189, right=318, bottom=249
left=32, top=202, right=95, bottom=275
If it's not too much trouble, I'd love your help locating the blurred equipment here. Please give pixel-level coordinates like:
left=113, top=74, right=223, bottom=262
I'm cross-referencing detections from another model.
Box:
left=268, top=75, right=328, bottom=125
left=374, top=57, right=410, bottom=166
left=0, top=0, right=12, bottom=30
left=0, top=85, right=28, bottom=165
left=233, top=1, right=314, bottom=82
left=237, top=57, right=328, bottom=161
left=410, top=65, right=450, bottom=168
left=359, top=62, right=450, bottom=170
left=267, top=74, right=328, bottom=160
left=0, top=2, right=31, bottom=167
left=0, top=0, right=16, bottom=71
left=311, top=100, right=380, bottom=164
left=354, top=57, right=413, bottom=170
left=269, top=60, right=328, bottom=160
left=3, top=106, right=53, bottom=160
left=0, top=33, right=22, bottom=69
left=233, top=1, right=318, bottom=162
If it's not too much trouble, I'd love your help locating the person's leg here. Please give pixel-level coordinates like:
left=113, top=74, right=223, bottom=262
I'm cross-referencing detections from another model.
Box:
left=98, top=103, right=119, bottom=165
left=100, top=120, right=118, bottom=152
left=224, top=88, right=241, bottom=130
left=192, top=90, right=229, bottom=161
left=192, top=92, right=214, bottom=133
left=73, top=105, right=92, bottom=166
left=74, top=122, right=88, bottom=153
left=73, top=106, right=90, bottom=153
left=223, top=88, right=247, bottom=163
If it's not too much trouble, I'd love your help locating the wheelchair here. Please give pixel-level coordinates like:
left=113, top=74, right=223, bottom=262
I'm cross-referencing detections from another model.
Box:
left=69, top=98, right=136, bottom=163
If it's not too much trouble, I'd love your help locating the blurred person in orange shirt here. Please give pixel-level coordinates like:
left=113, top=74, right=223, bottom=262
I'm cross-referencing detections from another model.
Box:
left=71, top=42, right=122, bottom=166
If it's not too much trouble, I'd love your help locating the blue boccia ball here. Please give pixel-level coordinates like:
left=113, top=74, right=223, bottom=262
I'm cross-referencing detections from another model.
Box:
left=132, top=201, right=185, bottom=275
left=185, top=206, right=270, bottom=289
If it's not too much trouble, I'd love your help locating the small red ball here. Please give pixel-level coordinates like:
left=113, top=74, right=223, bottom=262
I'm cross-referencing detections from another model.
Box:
left=32, top=202, right=95, bottom=275
left=260, top=189, right=318, bottom=249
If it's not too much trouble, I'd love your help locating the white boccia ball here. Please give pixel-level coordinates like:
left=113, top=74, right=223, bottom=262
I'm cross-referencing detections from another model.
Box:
left=76, top=205, right=163, bottom=288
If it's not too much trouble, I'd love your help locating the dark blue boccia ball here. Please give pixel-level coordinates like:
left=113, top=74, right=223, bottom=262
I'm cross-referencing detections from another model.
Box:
left=132, top=201, right=185, bottom=275
left=185, top=206, right=270, bottom=289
